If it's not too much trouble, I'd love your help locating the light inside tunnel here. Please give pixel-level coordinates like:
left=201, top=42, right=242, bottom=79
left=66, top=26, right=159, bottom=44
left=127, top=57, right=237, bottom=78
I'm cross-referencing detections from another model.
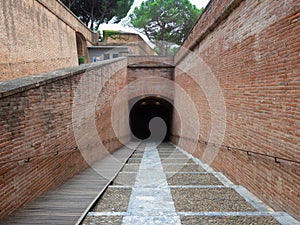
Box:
left=129, top=96, right=173, bottom=141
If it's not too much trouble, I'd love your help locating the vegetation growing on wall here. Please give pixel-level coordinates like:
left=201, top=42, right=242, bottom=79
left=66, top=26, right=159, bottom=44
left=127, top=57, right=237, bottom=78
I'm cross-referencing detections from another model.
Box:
left=78, top=56, right=85, bottom=64
left=102, top=30, right=130, bottom=41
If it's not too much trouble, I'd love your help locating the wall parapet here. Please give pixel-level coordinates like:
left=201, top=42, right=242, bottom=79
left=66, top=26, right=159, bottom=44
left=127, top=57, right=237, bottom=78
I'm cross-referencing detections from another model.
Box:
left=0, top=57, right=129, bottom=218
left=0, top=58, right=126, bottom=99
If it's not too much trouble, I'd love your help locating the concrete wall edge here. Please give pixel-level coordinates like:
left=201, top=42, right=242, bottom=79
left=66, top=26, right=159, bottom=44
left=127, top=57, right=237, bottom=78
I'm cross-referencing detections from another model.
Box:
left=0, top=58, right=127, bottom=99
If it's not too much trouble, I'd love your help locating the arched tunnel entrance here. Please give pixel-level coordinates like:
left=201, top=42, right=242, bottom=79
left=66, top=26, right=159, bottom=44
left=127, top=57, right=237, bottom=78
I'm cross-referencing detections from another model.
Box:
left=129, top=96, right=173, bottom=141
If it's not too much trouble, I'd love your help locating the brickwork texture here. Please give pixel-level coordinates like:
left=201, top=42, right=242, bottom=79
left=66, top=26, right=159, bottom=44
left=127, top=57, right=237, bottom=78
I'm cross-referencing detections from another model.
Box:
left=0, top=0, right=299, bottom=221
left=0, top=58, right=129, bottom=218
left=0, top=0, right=97, bottom=81
left=173, top=0, right=300, bottom=220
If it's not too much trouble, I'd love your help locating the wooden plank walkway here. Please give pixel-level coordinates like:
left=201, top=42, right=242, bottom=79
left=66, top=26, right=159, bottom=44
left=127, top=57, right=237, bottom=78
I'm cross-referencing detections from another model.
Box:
left=1, top=144, right=139, bottom=225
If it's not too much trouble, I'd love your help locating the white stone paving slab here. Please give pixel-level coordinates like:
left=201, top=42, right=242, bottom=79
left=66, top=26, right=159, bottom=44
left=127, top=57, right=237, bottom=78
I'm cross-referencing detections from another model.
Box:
left=87, top=143, right=300, bottom=225
left=122, top=142, right=181, bottom=225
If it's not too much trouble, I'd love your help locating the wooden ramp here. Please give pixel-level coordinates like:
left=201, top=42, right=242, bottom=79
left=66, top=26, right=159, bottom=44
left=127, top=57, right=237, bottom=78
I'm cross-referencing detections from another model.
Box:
left=1, top=144, right=139, bottom=225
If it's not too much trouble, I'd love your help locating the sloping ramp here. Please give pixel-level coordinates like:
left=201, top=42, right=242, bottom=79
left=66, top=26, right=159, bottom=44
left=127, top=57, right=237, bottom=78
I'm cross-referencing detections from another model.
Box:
left=1, top=143, right=139, bottom=225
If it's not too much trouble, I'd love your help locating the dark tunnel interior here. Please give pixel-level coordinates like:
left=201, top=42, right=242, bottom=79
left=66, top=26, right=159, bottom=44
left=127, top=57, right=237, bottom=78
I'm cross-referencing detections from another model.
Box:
left=129, top=96, right=173, bottom=141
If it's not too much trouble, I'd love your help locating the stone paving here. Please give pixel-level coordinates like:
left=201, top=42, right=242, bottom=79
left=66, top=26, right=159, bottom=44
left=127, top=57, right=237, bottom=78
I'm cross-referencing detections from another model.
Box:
left=81, top=142, right=300, bottom=225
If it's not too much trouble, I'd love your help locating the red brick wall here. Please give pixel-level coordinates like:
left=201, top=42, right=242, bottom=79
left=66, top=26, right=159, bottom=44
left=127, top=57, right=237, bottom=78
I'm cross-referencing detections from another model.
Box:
left=173, top=0, right=300, bottom=220
left=128, top=56, right=174, bottom=66
left=128, top=56, right=174, bottom=83
left=0, top=0, right=97, bottom=81
left=0, top=58, right=129, bottom=218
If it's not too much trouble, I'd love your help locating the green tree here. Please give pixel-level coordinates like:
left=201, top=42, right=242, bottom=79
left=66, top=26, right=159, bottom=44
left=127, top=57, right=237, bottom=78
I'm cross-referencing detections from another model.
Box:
left=130, top=0, right=203, bottom=55
left=61, top=0, right=134, bottom=31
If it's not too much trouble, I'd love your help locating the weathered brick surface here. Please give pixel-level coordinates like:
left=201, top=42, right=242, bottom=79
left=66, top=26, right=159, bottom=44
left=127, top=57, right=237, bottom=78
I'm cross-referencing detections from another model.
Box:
left=0, top=0, right=97, bottom=81
left=128, top=56, right=174, bottom=66
left=0, top=0, right=299, bottom=221
left=0, top=58, right=129, bottom=218
left=127, top=56, right=174, bottom=83
left=41, top=0, right=98, bottom=44
left=173, top=0, right=300, bottom=220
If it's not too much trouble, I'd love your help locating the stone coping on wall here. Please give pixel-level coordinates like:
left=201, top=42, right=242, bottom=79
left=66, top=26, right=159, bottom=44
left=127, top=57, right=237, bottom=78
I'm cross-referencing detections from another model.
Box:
left=0, top=58, right=127, bottom=99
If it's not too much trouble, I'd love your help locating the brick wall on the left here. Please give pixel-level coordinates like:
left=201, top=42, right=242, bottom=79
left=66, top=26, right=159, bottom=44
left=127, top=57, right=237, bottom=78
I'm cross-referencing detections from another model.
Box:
left=0, top=58, right=129, bottom=219
left=0, top=0, right=98, bottom=81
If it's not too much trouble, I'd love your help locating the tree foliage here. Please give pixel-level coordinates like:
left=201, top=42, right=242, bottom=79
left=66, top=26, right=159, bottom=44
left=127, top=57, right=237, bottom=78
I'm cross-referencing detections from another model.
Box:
left=130, top=0, right=203, bottom=55
left=61, top=0, right=134, bottom=31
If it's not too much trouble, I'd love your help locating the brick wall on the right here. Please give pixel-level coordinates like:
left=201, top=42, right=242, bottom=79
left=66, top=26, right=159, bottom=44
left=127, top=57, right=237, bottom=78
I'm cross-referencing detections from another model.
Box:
left=173, top=0, right=300, bottom=220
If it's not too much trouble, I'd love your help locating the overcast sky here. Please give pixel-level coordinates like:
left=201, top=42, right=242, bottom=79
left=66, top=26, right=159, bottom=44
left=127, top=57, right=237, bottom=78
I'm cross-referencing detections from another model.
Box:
left=128, top=0, right=210, bottom=16
left=99, top=0, right=211, bottom=43
left=188, top=0, right=211, bottom=8
left=122, top=0, right=210, bottom=24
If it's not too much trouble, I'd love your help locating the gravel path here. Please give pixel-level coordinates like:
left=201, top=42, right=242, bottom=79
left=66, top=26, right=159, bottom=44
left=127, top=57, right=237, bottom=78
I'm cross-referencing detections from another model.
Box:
left=81, top=142, right=299, bottom=225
